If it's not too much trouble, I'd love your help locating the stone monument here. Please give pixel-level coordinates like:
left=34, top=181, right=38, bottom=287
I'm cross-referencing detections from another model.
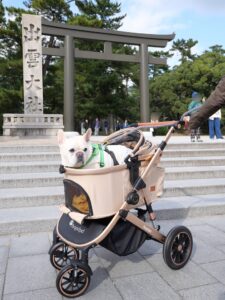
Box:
left=3, top=14, right=63, bottom=136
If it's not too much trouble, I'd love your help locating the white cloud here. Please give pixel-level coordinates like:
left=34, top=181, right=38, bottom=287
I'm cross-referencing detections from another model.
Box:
left=120, top=0, right=185, bottom=34
left=120, top=0, right=225, bottom=35
left=189, top=0, right=225, bottom=14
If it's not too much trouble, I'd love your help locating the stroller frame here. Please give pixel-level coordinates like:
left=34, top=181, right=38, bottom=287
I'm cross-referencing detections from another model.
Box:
left=49, top=120, right=193, bottom=298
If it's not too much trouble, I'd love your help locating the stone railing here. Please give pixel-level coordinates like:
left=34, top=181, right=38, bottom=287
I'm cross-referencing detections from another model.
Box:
left=3, top=113, right=64, bottom=136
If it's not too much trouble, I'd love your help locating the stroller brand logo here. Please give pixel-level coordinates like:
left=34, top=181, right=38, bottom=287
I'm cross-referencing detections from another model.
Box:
left=69, top=220, right=85, bottom=234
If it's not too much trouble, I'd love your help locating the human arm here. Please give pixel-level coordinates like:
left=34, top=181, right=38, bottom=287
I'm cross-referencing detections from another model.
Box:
left=189, top=76, right=225, bottom=129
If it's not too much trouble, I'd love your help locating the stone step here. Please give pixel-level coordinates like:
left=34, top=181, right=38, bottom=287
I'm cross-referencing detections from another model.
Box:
left=0, top=205, right=60, bottom=235
left=1, top=177, right=224, bottom=210
left=161, top=156, right=225, bottom=167
left=1, top=193, right=225, bottom=235
left=1, top=142, right=224, bottom=153
left=0, top=172, right=63, bottom=188
left=1, top=136, right=225, bottom=235
left=0, top=152, right=60, bottom=162
left=1, top=165, right=225, bottom=189
left=165, top=166, right=225, bottom=180
left=0, top=145, right=58, bottom=153
left=0, top=161, right=60, bottom=174
left=163, top=148, right=225, bottom=157
left=163, top=178, right=225, bottom=197
left=165, top=141, right=225, bottom=149
left=0, top=186, right=64, bottom=209
left=1, top=152, right=224, bottom=168
left=154, top=194, right=225, bottom=220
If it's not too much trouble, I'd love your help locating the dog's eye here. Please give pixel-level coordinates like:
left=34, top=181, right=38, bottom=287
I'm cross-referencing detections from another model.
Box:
left=83, top=148, right=87, bottom=152
left=69, top=148, right=75, bottom=153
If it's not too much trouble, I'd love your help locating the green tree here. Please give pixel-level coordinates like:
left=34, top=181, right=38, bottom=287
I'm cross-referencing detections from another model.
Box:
left=149, top=50, right=173, bottom=78
left=171, top=38, right=198, bottom=64
left=0, top=4, right=27, bottom=132
left=75, top=0, right=126, bottom=29
left=149, top=44, right=225, bottom=126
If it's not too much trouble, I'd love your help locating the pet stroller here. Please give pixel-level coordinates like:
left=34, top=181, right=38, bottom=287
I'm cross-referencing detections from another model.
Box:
left=49, top=119, right=193, bottom=298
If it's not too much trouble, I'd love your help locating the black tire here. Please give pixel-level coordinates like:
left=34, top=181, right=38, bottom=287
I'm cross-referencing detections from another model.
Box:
left=163, top=226, right=193, bottom=270
left=49, top=242, right=79, bottom=270
left=56, top=264, right=90, bottom=298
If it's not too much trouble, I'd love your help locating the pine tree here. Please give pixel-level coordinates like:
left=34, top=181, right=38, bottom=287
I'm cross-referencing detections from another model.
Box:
left=75, top=0, right=126, bottom=29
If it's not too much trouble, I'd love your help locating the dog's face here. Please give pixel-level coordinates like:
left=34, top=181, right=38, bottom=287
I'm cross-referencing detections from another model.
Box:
left=58, top=129, right=92, bottom=168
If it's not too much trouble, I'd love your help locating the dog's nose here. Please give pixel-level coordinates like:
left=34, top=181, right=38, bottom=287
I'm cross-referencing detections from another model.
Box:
left=76, top=151, right=84, bottom=162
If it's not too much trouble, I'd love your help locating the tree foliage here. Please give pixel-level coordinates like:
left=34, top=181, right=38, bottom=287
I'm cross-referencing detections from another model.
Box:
left=150, top=44, right=225, bottom=125
left=171, top=38, right=198, bottom=63
left=75, top=0, right=126, bottom=29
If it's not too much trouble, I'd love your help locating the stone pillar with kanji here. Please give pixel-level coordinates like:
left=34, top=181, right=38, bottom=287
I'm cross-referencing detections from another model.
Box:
left=23, top=14, right=43, bottom=114
left=2, top=14, right=63, bottom=136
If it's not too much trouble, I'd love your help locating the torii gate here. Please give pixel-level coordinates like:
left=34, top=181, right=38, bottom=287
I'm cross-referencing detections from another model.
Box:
left=23, top=14, right=175, bottom=131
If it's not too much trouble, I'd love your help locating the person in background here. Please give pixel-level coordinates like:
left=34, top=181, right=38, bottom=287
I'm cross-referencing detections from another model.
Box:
left=188, top=91, right=203, bottom=142
left=84, top=119, right=89, bottom=131
left=94, top=118, right=100, bottom=136
left=123, top=119, right=128, bottom=128
left=116, top=120, right=121, bottom=131
left=81, top=121, right=86, bottom=134
left=208, top=109, right=223, bottom=140
left=189, top=76, right=225, bottom=130
left=104, top=120, right=109, bottom=135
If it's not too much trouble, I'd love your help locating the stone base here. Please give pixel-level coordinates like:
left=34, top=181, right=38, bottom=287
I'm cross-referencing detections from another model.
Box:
left=3, top=114, right=64, bottom=136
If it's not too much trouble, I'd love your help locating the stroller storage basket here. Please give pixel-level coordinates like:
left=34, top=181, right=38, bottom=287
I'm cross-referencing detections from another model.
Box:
left=64, top=163, right=164, bottom=219
left=100, top=212, right=148, bottom=256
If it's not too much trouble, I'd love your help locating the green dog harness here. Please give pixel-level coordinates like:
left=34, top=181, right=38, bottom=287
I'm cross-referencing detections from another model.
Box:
left=80, top=144, right=105, bottom=168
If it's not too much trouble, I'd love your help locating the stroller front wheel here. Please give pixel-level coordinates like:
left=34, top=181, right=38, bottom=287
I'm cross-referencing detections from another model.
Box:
left=56, top=264, right=90, bottom=298
left=49, top=242, right=79, bottom=270
left=163, top=225, right=193, bottom=270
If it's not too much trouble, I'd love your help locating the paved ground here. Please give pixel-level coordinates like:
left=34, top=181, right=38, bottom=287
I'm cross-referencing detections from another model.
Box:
left=1, top=215, right=225, bottom=300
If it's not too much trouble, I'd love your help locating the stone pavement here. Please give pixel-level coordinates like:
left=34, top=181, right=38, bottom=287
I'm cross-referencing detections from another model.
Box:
left=1, top=215, right=225, bottom=300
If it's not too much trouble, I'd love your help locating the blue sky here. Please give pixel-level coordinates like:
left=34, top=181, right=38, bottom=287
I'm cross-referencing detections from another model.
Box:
left=3, top=0, right=225, bottom=64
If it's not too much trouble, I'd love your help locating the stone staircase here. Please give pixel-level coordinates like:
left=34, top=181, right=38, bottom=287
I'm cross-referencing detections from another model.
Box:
left=0, top=139, right=225, bottom=235
left=155, top=142, right=225, bottom=219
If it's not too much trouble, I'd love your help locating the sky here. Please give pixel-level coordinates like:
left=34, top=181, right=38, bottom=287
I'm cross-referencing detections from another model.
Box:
left=3, top=0, right=225, bottom=65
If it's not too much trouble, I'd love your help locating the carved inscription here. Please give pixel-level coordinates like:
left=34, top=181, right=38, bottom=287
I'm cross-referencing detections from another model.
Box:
left=22, top=15, right=43, bottom=114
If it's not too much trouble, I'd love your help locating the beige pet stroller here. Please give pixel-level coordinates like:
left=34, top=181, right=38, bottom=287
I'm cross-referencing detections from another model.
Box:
left=49, top=120, right=193, bottom=298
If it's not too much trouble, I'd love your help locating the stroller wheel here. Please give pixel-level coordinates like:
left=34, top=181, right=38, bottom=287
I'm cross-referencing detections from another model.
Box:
left=56, top=264, right=90, bottom=298
left=163, top=226, right=193, bottom=270
left=49, top=242, right=79, bottom=270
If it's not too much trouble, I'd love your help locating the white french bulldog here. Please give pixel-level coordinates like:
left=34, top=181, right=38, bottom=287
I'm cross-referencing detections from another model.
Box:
left=57, top=128, right=131, bottom=169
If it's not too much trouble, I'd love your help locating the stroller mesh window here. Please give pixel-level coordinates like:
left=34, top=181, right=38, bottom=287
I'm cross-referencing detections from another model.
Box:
left=63, top=179, right=93, bottom=216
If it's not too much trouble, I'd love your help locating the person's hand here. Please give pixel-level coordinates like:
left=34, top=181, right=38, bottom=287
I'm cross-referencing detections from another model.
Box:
left=183, top=116, right=190, bottom=129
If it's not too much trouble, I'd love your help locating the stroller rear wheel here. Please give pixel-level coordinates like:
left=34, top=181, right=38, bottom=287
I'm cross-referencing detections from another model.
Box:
left=56, top=264, right=90, bottom=298
left=163, top=226, right=193, bottom=270
left=49, top=242, right=79, bottom=270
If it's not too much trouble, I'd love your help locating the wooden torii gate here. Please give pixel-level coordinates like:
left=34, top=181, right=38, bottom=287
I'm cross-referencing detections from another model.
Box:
left=42, top=18, right=175, bottom=130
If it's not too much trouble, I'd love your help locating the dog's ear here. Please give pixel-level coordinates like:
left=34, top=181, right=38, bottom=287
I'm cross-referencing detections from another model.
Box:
left=57, top=129, right=65, bottom=145
left=84, top=128, right=92, bottom=142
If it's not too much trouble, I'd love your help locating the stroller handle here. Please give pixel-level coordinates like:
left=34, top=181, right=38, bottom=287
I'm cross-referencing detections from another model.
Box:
left=130, top=107, right=200, bottom=130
